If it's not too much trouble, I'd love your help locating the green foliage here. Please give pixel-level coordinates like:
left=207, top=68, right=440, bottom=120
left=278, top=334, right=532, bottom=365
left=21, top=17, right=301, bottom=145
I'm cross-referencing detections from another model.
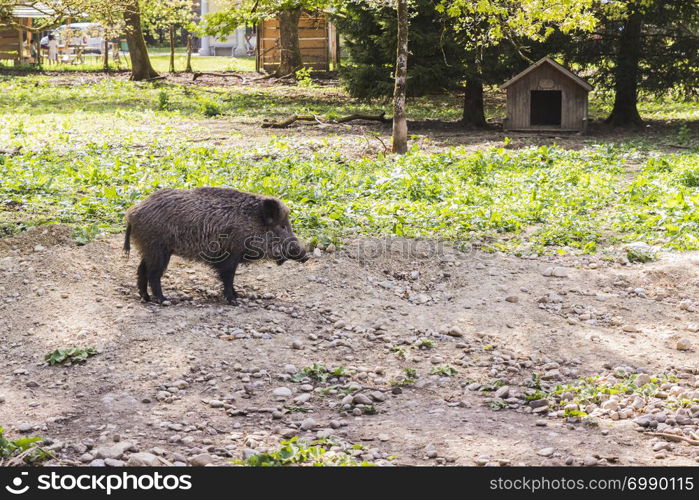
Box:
left=45, top=347, right=98, bottom=365
left=0, top=427, right=50, bottom=464
left=199, top=98, right=223, bottom=117
left=157, top=90, right=171, bottom=111
left=236, top=437, right=374, bottom=466
left=295, top=67, right=314, bottom=88
left=291, top=364, right=348, bottom=383
left=431, top=364, right=458, bottom=377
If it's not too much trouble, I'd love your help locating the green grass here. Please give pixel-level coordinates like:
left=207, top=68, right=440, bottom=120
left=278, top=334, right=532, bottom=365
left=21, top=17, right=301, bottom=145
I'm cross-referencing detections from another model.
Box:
left=235, top=437, right=375, bottom=466
left=0, top=75, right=698, bottom=254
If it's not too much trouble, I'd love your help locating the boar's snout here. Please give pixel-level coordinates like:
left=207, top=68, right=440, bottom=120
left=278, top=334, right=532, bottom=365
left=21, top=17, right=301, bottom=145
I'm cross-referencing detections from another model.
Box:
left=286, top=239, right=308, bottom=263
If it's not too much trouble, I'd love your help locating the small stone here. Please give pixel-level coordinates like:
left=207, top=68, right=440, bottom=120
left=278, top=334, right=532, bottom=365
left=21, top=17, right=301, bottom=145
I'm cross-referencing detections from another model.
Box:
left=676, top=338, right=693, bottom=351
left=634, top=374, right=651, bottom=386
left=208, top=400, right=224, bottom=408
left=104, top=458, right=125, bottom=467
left=127, top=452, right=161, bottom=467
left=272, top=387, right=292, bottom=398
left=17, top=423, right=33, bottom=433
left=494, top=386, right=510, bottom=399
left=505, top=296, right=519, bottom=303
left=537, top=447, right=555, bottom=457
left=447, top=326, right=463, bottom=337
left=291, top=339, right=304, bottom=350
left=300, top=418, right=316, bottom=431
left=89, top=459, right=106, bottom=467
left=353, top=393, right=373, bottom=405
left=189, top=453, right=214, bottom=467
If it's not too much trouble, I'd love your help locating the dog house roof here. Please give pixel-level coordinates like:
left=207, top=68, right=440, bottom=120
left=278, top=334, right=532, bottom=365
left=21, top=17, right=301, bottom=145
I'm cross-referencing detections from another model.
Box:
left=501, top=57, right=593, bottom=92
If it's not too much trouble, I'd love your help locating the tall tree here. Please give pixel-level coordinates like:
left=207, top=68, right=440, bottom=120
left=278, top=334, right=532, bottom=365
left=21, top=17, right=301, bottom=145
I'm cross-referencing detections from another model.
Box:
left=122, top=0, right=158, bottom=80
left=557, top=0, right=698, bottom=127
left=203, top=0, right=327, bottom=76
left=392, top=0, right=408, bottom=153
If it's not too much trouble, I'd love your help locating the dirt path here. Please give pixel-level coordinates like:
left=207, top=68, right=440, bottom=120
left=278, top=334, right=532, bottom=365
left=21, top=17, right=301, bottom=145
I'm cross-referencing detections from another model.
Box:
left=0, top=226, right=697, bottom=466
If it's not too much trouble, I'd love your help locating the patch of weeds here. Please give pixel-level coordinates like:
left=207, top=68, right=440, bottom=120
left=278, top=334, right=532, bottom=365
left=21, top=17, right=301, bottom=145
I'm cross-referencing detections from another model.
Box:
left=295, top=67, right=314, bottom=88
left=291, top=363, right=348, bottom=383
left=489, top=400, right=507, bottom=410
left=625, top=243, right=658, bottom=263
left=199, top=98, right=222, bottom=117
left=414, top=338, right=434, bottom=350
left=679, top=168, right=699, bottom=188
left=45, top=347, right=98, bottom=365
left=391, top=346, right=408, bottom=360
left=0, top=427, right=51, bottom=464
left=482, top=344, right=495, bottom=351
left=285, top=406, right=311, bottom=413
left=235, top=437, right=374, bottom=466
left=390, top=368, right=417, bottom=386
left=72, top=224, right=103, bottom=245
left=357, top=404, right=378, bottom=415
left=431, top=364, right=458, bottom=377
left=157, top=90, right=170, bottom=111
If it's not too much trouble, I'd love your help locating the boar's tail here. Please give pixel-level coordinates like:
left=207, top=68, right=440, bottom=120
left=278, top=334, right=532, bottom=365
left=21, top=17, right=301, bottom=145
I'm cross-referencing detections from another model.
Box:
left=123, top=223, right=132, bottom=258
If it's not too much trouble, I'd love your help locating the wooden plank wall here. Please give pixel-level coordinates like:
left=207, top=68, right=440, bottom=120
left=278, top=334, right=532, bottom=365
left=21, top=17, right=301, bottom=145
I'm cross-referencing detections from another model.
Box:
left=505, top=64, right=588, bottom=131
left=0, top=26, right=19, bottom=60
left=258, top=13, right=331, bottom=72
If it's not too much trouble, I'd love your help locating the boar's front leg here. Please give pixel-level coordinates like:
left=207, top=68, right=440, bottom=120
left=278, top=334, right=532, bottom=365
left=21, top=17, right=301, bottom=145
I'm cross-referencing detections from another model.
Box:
left=215, top=257, right=239, bottom=305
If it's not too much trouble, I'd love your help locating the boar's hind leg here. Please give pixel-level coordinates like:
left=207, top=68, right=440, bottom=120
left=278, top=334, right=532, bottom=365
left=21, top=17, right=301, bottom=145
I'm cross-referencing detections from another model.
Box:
left=137, top=259, right=150, bottom=301
left=215, top=258, right=239, bottom=305
left=146, top=248, right=172, bottom=304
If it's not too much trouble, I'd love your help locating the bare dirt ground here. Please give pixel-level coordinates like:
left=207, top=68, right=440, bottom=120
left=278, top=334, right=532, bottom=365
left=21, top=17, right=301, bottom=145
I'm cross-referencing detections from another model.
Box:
left=1, top=225, right=698, bottom=466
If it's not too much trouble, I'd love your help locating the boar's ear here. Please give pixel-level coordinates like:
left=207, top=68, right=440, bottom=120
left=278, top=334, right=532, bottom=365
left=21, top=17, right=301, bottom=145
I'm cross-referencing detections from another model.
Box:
left=261, top=198, right=282, bottom=225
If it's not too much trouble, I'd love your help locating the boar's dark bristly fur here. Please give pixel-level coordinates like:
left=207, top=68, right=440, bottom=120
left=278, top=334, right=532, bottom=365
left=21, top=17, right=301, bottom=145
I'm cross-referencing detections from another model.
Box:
left=124, top=187, right=308, bottom=305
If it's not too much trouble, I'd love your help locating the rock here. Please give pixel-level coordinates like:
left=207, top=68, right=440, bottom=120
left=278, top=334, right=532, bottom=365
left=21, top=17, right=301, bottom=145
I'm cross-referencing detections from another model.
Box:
left=447, top=326, right=463, bottom=337
left=543, top=267, right=567, bottom=278
left=104, top=458, right=125, bottom=467
left=17, top=423, right=33, bottom=433
left=537, top=447, right=555, bottom=457
left=369, top=391, right=386, bottom=402
left=93, top=441, right=136, bottom=460
left=634, top=374, right=651, bottom=386
left=676, top=338, right=693, bottom=351
left=79, top=453, right=94, bottom=463
left=652, top=442, right=671, bottom=452
left=583, top=456, right=599, bottom=467
left=529, top=398, right=549, bottom=409
left=272, top=387, right=292, bottom=398
left=291, top=339, right=304, bottom=350
left=494, top=386, right=510, bottom=399
left=300, top=418, right=316, bottom=431
left=505, top=296, right=519, bottom=303
left=242, top=449, right=257, bottom=460
left=127, top=452, right=161, bottom=467
left=89, top=459, right=106, bottom=467
left=424, top=444, right=438, bottom=459
left=208, top=400, right=224, bottom=408
left=353, top=393, right=373, bottom=405
left=189, top=453, right=214, bottom=467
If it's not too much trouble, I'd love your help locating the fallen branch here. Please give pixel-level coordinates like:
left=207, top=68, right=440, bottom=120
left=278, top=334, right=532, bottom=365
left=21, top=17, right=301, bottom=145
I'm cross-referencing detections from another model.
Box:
left=261, top=112, right=391, bottom=129
left=145, top=75, right=168, bottom=82
left=262, top=114, right=320, bottom=128
left=192, top=71, right=247, bottom=82
left=0, top=146, right=22, bottom=156
left=647, top=432, right=699, bottom=445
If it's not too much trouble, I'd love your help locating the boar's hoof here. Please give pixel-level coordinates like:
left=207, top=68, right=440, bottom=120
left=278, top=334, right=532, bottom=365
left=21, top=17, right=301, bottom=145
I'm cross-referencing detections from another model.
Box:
left=226, top=297, right=239, bottom=306
left=152, top=295, right=168, bottom=305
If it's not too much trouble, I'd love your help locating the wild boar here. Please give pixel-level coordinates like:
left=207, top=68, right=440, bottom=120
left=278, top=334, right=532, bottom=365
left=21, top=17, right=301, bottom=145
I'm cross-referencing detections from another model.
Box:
left=124, top=187, right=308, bottom=304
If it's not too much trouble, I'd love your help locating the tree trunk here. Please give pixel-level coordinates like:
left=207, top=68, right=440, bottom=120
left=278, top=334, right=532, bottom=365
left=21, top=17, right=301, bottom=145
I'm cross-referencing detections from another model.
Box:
left=461, top=78, right=486, bottom=127
left=276, top=8, right=302, bottom=76
left=185, top=34, right=193, bottom=73
left=103, top=39, right=109, bottom=71
left=169, top=24, right=176, bottom=73
left=123, top=2, right=158, bottom=81
left=605, top=11, right=643, bottom=127
left=392, top=0, right=409, bottom=154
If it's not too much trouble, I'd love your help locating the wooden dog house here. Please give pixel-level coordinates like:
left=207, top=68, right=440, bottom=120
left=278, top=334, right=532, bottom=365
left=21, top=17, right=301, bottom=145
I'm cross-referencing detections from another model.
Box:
left=256, top=12, right=338, bottom=73
left=501, top=57, right=593, bottom=133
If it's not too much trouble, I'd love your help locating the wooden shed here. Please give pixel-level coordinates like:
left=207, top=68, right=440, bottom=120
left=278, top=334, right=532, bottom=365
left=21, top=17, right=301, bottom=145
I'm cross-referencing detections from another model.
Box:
left=0, top=16, right=34, bottom=64
left=256, top=12, right=338, bottom=73
left=501, top=57, right=593, bottom=133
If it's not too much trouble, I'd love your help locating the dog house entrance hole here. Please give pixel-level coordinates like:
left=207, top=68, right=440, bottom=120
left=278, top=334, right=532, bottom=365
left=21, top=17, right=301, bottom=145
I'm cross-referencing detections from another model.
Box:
left=530, top=90, right=562, bottom=126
